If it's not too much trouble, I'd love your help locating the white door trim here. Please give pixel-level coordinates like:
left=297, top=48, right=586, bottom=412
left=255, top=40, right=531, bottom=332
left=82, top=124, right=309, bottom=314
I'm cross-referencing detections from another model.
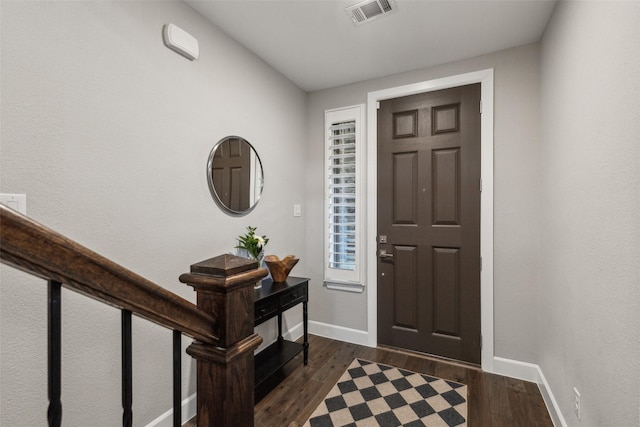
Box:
left=365, top=69, right=495, bottom=371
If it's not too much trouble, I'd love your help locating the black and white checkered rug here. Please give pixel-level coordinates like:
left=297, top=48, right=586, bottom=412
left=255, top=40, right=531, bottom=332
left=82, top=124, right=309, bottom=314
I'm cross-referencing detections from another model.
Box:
left=303, top=359, right=467, bottom=427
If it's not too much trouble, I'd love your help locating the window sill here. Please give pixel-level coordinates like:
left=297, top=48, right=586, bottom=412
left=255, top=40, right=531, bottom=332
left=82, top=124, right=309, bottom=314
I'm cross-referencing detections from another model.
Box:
left=323, top=281, right=364, bottom=293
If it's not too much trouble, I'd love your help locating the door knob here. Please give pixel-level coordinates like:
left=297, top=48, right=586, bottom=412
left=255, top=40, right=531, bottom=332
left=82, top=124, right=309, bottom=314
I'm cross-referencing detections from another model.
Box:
left=378, top=249, right=394, bottom=259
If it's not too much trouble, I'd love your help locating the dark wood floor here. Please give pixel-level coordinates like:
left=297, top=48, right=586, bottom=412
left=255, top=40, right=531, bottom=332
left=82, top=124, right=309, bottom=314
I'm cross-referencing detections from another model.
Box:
left=189, top=334, right=554, bottom=427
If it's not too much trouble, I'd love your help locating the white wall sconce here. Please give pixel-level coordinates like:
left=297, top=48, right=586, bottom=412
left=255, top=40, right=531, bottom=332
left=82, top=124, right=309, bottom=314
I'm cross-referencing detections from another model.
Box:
left=163, top=23, right=199, bottom=61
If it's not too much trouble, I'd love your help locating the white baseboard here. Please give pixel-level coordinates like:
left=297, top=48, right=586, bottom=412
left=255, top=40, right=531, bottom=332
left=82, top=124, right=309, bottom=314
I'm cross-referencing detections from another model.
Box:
left=493, top=357, right=567, bottom=427
left=536, top=364, right=568, bottom=427
left=145, top=393, right=196, bottom=427
left=283, top=321, right=304, bottom=342
left=308, top=320, right=369, bottom=346
left=493, top=356, right=541, bottom=383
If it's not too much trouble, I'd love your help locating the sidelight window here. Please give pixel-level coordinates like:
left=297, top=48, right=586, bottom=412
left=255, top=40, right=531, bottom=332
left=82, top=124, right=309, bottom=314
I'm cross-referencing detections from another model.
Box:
left=324, top=105, right=364, bottom=290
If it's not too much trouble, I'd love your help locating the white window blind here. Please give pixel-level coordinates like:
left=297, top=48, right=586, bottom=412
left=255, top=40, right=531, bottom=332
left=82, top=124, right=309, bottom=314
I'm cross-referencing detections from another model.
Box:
left=328, top=121, right=357, bottom=271
left=324, top=105, right=364, bottom=289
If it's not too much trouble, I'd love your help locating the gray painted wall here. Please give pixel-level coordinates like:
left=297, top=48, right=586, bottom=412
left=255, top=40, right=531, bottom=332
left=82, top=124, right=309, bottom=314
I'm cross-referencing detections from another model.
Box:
left=306, top=43, right=542, bottom=363
left=2, top=1, right=639, bottom=426
left=538, top=2, right=640, bottom=426
left=0, top=1, right=307, bottom=425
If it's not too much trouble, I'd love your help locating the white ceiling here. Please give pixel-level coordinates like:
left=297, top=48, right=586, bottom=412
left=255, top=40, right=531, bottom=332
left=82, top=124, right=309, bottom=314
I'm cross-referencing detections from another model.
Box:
left=185, top=0, right=556, bottom=92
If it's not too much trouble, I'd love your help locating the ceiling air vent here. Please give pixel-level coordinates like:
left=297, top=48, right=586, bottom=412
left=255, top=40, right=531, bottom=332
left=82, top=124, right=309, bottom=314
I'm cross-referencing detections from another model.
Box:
left=345, top=0, right=397, bottom=26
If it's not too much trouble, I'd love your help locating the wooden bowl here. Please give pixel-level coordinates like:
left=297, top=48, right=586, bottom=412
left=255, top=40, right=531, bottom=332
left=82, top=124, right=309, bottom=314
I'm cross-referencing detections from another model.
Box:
left=264, top=255, right=299, bottom=282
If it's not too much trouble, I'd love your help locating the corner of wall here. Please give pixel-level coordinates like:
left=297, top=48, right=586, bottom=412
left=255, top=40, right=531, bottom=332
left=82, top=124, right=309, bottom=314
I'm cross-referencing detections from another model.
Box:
left=492, top=356, right=567, bottom=427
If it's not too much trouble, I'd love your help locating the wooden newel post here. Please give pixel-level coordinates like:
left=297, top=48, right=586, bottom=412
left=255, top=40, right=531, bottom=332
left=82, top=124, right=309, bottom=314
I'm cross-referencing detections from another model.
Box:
left=179, top=254, right=267, bottom=427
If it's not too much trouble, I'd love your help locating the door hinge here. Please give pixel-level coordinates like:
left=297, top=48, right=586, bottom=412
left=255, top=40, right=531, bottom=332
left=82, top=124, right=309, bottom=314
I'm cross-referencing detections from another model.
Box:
left=376, top=101, right=381, bottom=110
left=480, top=100, right=483, bottom=114
left=480, top=334, right=483, bottom=350
left=479, top=178, right=483, bottom=192
left=480, top=256, right=482, bottom=272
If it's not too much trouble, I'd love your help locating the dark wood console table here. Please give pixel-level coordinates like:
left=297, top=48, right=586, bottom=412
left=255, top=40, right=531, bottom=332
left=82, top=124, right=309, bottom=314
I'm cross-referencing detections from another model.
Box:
left=254, top=276, right=308, bottom=399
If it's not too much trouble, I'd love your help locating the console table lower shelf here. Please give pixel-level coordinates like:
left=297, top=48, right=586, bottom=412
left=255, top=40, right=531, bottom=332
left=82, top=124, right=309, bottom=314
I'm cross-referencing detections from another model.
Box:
left=255, top=340, right=304, bottom=387
left=253, top=277, right=309, bottom=401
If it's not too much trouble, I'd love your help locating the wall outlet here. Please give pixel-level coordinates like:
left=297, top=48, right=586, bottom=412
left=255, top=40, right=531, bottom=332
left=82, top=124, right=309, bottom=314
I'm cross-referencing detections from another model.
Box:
left=573, top=387, right=581, bottom=420
left=0, top=193, right=27, bottom=215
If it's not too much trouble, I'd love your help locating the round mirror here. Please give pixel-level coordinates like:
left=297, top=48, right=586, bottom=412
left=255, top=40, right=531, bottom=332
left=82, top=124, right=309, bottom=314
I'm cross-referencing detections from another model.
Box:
left=207, top=136, right=264, bottom=216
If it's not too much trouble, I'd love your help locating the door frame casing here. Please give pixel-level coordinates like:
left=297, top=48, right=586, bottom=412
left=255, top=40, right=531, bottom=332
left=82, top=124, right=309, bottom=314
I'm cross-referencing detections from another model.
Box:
left=366, top=69, right=494, bottom=371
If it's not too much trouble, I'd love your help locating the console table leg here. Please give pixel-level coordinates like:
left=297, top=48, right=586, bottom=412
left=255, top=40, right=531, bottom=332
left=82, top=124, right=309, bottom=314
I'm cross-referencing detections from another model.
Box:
left=303, top=301, right=308, bottom=365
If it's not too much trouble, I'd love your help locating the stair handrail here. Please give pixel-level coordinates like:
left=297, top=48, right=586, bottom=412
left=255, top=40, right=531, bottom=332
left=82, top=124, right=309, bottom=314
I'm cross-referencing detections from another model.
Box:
left=0, top=204, right=218, bottom=344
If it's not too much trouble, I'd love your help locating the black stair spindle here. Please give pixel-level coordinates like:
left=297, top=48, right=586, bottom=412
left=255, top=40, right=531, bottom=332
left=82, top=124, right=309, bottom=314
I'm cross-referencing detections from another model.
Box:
left=173, top=330, right=182, bottom=427
left=121, top=310, right=133, bottom=427
left=47, top=280, right=62, bottom=427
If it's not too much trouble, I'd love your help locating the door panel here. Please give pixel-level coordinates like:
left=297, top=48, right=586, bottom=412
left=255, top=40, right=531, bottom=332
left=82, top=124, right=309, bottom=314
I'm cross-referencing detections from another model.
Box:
left=392, top=152, right=418, bottom=224
left=432, top=148, right=460, bottom=225
left=377, top=84, right=481, bottom=364
left=432, top=247, right=460, bottom=337
left=392, top=245, right=418, bottom=331
left=211, top=137, right=251, bottom=211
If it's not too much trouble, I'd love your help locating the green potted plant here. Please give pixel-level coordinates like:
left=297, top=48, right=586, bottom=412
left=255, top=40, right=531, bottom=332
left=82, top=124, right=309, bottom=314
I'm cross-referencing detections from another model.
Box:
left=236, top=226, right=269, bottom=262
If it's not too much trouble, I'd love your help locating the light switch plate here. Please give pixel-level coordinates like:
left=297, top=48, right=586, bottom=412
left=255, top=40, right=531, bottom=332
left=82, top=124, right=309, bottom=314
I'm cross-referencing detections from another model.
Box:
left=0, top=193, right=27, bottom=215
left=293, top=204, right=302, bottom=217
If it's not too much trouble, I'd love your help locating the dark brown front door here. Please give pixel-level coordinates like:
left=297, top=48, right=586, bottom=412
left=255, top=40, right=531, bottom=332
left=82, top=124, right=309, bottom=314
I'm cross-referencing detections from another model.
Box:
left=211, top=137, right=251, bottom=212
left=377, top=84, right=481, bottom=364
